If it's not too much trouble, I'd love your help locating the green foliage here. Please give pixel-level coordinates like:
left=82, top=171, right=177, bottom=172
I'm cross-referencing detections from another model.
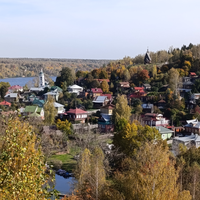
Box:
left=0, top=82, right=10, bottom=99
left=100, top=80, right=110, bottom=93
left=56, top=119, right=73, bottom=136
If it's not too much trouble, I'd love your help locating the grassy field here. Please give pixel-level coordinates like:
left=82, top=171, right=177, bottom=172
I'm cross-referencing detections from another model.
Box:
left=48, top=147, right=80, bottom=172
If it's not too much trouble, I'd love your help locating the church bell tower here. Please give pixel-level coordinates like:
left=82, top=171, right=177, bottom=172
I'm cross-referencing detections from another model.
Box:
left=39, top=68, right=45, bottom=88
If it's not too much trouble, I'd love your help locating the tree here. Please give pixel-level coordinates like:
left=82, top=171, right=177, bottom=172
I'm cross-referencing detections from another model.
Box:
left=75, top=147, right=106, bottom=200
left=138, top=69, right=149, bottom=82
left=55, top=67, right=75, bottom=88
left=112, top=95, right=131, bottom=124
left=90, top=80, right=100, bottom=88
left=100, top=81, right=109, bottom=94
left=0, top=117, right=50, bottom=199
left=56, top=119, right=73, bottom=136
left=113, top=121, right=162, bottom=157
left=0, top=82, right=10, bottom=99
left=152, top=65, right=157, bottom=77
left=168, top=68, right=179, bottom=95
left=122, top=69, right=130, bottom=81
left=44, top=96, right=57, bottom=125
left=99, top=70, right=108, bottom=79
left=103, top=142, right=191, bottom=200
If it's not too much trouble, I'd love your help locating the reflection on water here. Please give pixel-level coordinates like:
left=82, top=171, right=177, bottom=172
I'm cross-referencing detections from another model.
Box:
left=54, top=174, right=76, bottom=194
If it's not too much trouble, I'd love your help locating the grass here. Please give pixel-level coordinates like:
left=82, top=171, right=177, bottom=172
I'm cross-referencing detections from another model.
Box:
left=48, top=147, right=81, bottom=172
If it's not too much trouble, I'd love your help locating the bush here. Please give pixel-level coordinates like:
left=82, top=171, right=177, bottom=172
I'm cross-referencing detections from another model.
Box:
left=50, top=159, right=63, bottom=170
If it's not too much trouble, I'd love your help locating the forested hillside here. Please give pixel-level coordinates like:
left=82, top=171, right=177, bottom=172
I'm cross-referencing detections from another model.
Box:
left=0, top=58, right=111, bottom=78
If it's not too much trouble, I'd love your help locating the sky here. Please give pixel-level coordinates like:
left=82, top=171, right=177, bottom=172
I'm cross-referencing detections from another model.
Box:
left=0, top=0, right=200, bottom=59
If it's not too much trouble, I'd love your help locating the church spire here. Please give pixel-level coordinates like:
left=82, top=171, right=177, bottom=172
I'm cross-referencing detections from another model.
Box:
left=144, top=49, right=151, bottom=64
left=39, top=68, right=45, bottom=88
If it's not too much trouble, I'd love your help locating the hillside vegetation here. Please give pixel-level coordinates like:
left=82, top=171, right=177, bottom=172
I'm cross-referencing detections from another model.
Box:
left=0, top=58, right=111, bottom=78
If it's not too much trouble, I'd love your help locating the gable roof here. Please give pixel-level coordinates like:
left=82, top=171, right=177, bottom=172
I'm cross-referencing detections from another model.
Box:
left=155, top=126, right=174, bottom=134
left=93, top=96, right=107, bottom=103
left=54, top=102, right=64, bottom=108
left=68, top=84, right=83, bottom=89
left=91, top=88, right=103, bottom=93
left=66, top=108, right=87, bottom=114
left=158, top=99, right=166, bottom=103
left=101, top=104, right=115, bottom=109
left=0, top=101, right=11, bottom=106
left=134, top=87, right=145, bottom=90
left=51, top=86, right=63, bottom=92
left=100, top=94, right=112, bottom=100
left=8, top=85, right=23, bottom=90
left=190, top=72, right=196, bottom=76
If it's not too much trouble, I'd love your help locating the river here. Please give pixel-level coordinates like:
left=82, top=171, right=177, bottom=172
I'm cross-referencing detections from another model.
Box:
left=0, top=76, right=57, bottom=87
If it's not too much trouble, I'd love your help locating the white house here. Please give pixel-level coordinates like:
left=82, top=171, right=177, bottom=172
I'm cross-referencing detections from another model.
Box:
left=67, top=84, right=83, bottom=95
left=172, top=134, right=200, bottom=155
left=143, top=113, right=169, bottom=127
left=44, top=91, right=60, bottom=101
left=54, top=102, right=65, bottom=114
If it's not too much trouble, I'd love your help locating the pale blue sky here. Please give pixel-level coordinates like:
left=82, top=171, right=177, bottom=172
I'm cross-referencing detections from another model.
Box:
left=0, top=0, right=200, bottom=59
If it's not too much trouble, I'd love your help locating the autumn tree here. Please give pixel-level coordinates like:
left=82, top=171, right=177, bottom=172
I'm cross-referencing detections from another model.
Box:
left=0, top=82, right=10, bottom=99
left=103, top=142, right=191, bottom=200
left=56, top=119, right=73, bottom=136
left=44, top=96, right=57, bottom=125
left=168, top=68, right=179, bottom=95
left=113, top=121, right=162, bottom=157
left=112, top=95, right=131, bottom=124
left=75, top=147, right=106, bottom=200
left=122, top=69, right=130, bottom=81
left=99, top=70, right=108, bottom=79
left=0, top=117, right=50, bottom=199
left=138, top=69, right=149, bottom=82
left=152, top=65, right=157, bottom=77
left=100, top=80, right=109, bottom=93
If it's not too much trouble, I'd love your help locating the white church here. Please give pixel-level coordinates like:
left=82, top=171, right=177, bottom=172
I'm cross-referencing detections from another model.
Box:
left=30, top=69, right=49, bottom=93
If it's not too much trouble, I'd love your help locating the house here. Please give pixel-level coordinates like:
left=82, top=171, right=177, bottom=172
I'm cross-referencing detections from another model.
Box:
left=100, top=104, right=115, bottom=115
left=44, top=91, right=60, bottom=101
left=93, top=96, right=108, bottom=109
left=4, top=93, right=19, bottom=103
left=184, top=119, right=200, bottom=134
left=0, top=101, right=11, bottom=107
left=54, top=102, right=65, bottom=114
left=172, top=134, right=200, bottom=155
left=143, top=113, right=169, bottom=127
left=191, top=93, right=200, bottom=100
left=157, top=99, right=166, bottom=109
left=129, top=87, right=147, bottom=101
left=98, top=114, right=114, bottom=133
left=155, top=126, right=174, bottom=140
left=101, top=94, right=113, bottom=102
left=23, top=106, right=44, bottom=119
left=67, top=84, right=83, bottom=95
left=66, top=108, right=88, bottom=123
left=50, top=86, right=63, bottom=93
left=142, top=103, right=154, bottom=113
left=118, top=82, right=130, bottom=89
left=32, top=98, right=45, bottom=107
left=90, top=88, right=103, bottom=97
left=30, top=87, right=44, bottom=93
left=142, top=84, right=151, bottom=91
left=8, top=85, right=23, bottom=92
left=190, top=72, right=197, bottom=78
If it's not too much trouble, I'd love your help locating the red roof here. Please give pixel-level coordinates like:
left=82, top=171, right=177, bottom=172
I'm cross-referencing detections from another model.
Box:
left=8, top=85, right=23, bottom=90
left=134, top=87, right=144, bottom=90
left=66, top=108, right=87, bottom=114
left=91, top=88, right=103, bottom=93
left=101, top=94, right=112, bottom=100
left=101, top=104, right=115, bottom=109
left=0, top=101, right=11, bottom=106
left=190, top=72, right=196, bottom=76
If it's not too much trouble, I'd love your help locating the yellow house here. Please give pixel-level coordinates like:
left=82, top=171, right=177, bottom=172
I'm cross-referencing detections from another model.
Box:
left=100, top=104, right=115, bottom=115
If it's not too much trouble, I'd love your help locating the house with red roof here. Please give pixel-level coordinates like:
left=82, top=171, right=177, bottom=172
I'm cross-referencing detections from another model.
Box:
left=118, top=82, right=130, bottom=89
left=100, top=94, right=113, bottom=101
left=129, top=87, right=147, bottom=101
left=143, top=113, right=169, bottom=127
left=90, top=88, right=103, bottom=97
left=8, top=85, right=23, bottom=92
left=0, top=101, right=11, bottom=107
left=190, top=72, right=197, bottom=78
left=66, top=108, right=88, bottom=123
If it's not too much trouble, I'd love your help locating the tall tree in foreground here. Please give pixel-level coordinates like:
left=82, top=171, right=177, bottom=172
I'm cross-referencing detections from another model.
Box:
left=44, top=95, right=57, bottom=125
left=100, top=80, right=109, bottom=94
left=75, top=147, right=106, bottom=200
left=112, top=95, right=131, bottom=125
left=0, top=117, right=49, bottom=199
left=102, top=142, right=191, bottom=200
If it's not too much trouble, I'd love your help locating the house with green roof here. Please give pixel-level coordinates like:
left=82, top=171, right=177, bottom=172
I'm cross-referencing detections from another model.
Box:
left=23, top=106, right=44, bottom=119
left=51, top=86, right=63, bottom=93
left=32, top=98, right=45, bottom=107
left=155, top=126, right=174, bottom=140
